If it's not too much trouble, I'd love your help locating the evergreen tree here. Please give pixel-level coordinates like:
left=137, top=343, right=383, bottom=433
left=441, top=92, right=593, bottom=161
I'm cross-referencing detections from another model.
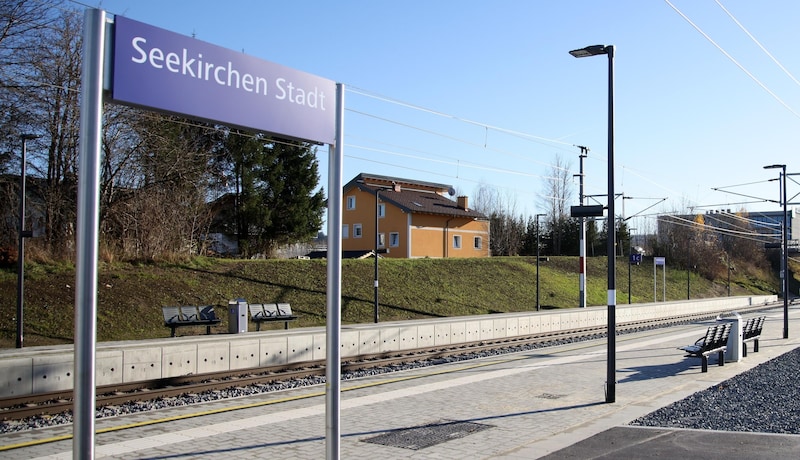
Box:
left=231, top=135, right=325, bottom=257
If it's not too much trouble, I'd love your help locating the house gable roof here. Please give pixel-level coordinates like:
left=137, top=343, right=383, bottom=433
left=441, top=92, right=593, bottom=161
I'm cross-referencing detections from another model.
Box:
left=344, top=173, right=487, bottom=220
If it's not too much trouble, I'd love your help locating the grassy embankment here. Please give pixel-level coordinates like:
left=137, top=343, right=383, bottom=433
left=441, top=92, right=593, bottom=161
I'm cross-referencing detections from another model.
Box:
left=0, top=256, right=779, bottom=348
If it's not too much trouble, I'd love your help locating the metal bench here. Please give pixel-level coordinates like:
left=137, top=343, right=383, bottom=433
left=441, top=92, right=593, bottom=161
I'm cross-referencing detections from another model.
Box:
left=678, top=322, right=732, bottom=372
left=742, top=316, right=766, bottom=357
left=162, top=305, right=221, bottom=337
left=248, top=302, right=298, bottom=330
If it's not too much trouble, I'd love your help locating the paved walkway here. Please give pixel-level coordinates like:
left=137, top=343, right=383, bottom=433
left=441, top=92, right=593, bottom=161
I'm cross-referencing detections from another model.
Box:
left=1, top=305, right=798, bottom=459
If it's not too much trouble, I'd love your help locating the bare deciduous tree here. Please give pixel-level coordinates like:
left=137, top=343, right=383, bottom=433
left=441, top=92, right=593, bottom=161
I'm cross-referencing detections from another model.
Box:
left=472, top=182, right=526, bottom=256
left=540, top=154, right=574, bottom=255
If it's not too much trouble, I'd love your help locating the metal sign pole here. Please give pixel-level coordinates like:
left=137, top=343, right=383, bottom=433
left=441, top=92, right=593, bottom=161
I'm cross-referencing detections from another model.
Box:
left=74, top=8, right=106, bottom=459
left=325, top=83, right=344, bottom=460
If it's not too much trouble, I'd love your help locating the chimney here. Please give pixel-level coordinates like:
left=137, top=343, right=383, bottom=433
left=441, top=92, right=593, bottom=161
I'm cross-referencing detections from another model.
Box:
left=457, top=196, right=468, bottom=210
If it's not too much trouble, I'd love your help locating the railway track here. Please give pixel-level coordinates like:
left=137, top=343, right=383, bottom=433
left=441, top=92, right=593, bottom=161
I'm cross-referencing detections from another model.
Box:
left=0, top=306, right=769, bottom=422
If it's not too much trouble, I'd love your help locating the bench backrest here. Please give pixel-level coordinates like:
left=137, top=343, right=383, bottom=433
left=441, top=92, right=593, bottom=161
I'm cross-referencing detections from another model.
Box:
left=698, top=325, right=717, bottom=349
left=754, top=316, right=765, bottom=335
left=744, top=316, right=765, bottom=339
left=163, top=305, right=197, bottom=323
left=181, top=305, right=200, bottom=321
left=163, top=306, right=181, bottom=323
left=249, top=303, right=293, bottom=319
left=198, top=305, right=218, bottom=321
left=742, top=317, right=755, bottom=335
left=163, top=305, right=217, bottom=323
left=276, top=303, right=293, bottom=317
left=249, top=303, right=267, bottom=320
left=698, top=323, right=731, bottom=352
left=709, top=323, right=731, bottom=350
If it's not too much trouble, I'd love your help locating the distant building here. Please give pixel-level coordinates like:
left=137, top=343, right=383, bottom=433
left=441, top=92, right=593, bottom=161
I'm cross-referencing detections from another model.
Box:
left=340, top=173, right=490, bottom=258
left=658, top=208, right=799, bottom=250
left=741, top=208, right=798, bottom=241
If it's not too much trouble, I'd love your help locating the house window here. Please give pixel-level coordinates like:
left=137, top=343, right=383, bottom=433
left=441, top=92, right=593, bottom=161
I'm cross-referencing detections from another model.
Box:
left=354, top=223, right=362, bottom=238
left=389, top=232, right=400, bottom=247
left=378, top=233, right=385, bottom=247
left=453, top=235, right=462, bottom=249
left=347, top=195, right=356, bottom=210
left=342, top=224, right=349, bottom=239
left=474, top=236, right=482, bottom=249
left=378, top=203, right=385, bottom=218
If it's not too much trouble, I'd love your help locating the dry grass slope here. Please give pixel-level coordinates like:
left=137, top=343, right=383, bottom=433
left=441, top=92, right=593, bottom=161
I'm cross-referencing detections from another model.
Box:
left=0, top=256, right=779, bottom=348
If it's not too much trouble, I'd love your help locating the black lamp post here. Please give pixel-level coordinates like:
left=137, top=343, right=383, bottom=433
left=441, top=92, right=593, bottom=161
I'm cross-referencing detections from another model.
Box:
left=570, top=43, right=616, bottom=403
left=17, top=133, right=39, bottom=349
left=764, top=163, right=788, bottom=339
left=535, top=213, right=546, bottom=311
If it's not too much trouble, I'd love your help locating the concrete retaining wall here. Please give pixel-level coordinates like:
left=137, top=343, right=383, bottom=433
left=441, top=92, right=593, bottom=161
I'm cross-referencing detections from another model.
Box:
left=0, top=295, right=775, bottom=398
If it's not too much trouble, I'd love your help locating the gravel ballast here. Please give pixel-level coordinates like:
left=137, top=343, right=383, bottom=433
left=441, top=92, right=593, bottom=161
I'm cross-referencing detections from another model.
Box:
left=631, top=346, right=800, bottom=433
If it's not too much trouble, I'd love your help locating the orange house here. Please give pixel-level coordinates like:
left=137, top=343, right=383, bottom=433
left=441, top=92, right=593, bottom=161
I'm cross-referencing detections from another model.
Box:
left=341, top=173, right=490, bottom=258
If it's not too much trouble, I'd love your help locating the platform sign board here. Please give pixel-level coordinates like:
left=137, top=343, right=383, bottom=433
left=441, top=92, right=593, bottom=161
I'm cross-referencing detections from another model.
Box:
left=654, top=256, right=665, bottom=266
left=79, top=10, right=344, bottom=456
left=111, top=16, right=336, bottom=144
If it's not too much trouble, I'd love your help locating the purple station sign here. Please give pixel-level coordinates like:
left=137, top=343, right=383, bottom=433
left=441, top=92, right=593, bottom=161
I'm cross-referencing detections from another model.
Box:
left=112, top=16, right=336, bottom=144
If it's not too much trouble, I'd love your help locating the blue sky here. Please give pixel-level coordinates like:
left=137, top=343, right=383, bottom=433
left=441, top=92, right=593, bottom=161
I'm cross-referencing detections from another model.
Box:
left=96, top=0, right=800, bottom=233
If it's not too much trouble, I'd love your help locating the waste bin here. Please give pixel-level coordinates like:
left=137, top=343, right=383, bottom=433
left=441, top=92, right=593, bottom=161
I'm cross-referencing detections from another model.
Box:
left=717, top=311, right=742, bottom=362
left=228, top=298, right=248, bottom=334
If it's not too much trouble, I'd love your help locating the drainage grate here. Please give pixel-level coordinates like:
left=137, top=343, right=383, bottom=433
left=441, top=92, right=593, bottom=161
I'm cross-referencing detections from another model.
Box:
left=363, top=419, right=494, bottom=450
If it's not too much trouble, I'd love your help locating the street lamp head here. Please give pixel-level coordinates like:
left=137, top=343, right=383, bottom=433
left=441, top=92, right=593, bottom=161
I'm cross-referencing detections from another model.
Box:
left=21, top=134, right=39, bottom=141
left=569, top=45, right=610, bottom=58
left=763, top=164, right=785, bottom=170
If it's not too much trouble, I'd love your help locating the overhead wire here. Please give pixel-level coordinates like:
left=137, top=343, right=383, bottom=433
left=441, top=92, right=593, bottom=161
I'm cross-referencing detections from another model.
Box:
left=345, top=144, right=554, bottom=180
left=35, top=0, right=666, bottom=215
left=714, top=0, right=800, bottom=89
left=664, top=0, right=800, bottom=119
left=46, top=0, right=788, bottom=221
left=345, top=107, right=574, bottom=174
left=658, top=213, right=776, bottom=242
left=347, top=86, right=576, bottom=148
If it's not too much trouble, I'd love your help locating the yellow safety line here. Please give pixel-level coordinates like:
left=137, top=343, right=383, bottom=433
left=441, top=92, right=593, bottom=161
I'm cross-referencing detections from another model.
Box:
left=0, top=355, right=525, bottom=452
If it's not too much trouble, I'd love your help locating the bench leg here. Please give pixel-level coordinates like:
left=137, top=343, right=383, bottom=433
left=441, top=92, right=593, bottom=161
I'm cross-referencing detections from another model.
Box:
left=753, top=339, right=759, bottom=353
left=256, top=322, right=261, bottom=332
left=742, top=342, right=748, bottom=357
left=171, top=326, right=176, bottom=338
left=717, top=350, right=725, bottom=366
left=205, top=325, right=211, bottom=335
left=284, top=321, right=289, bottom=330
left=701, top=356, right=708, bottom=373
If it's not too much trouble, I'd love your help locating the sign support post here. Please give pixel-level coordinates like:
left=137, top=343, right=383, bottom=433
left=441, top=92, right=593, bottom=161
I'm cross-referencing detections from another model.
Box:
left=325, top=83, right=344, bottom=460
left=75, top=8, right=106, bottom=459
